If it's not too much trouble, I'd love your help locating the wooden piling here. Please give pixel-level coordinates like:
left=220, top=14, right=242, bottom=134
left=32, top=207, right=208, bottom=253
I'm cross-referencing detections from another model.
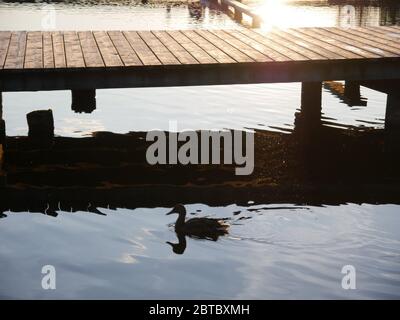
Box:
left=385, top=91, right=400, bottom=153
left=295, top=82, right=322, bottom=133
left=301, top=82, right=322, bottom=118
left=385, top=92, right=400, bottom=132
left=252, top=17, right=261, bottom=28
left=0, top=143, right=5, bottom=187
left=71, top=89, right=96, bottom=113
left=0, top=92, right=5, bottom=186
left=0, top=92, right=4, bottom=145
left=234, top=9, right=243, bottom=22
left=0, top=118, right=4, bottom=146
left=27, top=109, right=54, bottom=142
left=344, top=81, right=361, bottom=100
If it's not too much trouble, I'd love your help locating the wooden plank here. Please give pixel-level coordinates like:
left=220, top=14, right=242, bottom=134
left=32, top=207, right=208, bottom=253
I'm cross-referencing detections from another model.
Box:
left=375, top=26, right=400, bottom=35
left=52, top=32, right=66, bottom=68
left=24, top=31, right=43, bottom=69
left=362, top=26, right=400, bottom=36
left=224, top=29, right=287, bottom=62
left=310, top=28, right=386, bottom=58
left=167, top=31, right=216, bottom=64
left=0, top=32, right=11, bottom=69
left=2, top=53, right=400, bottom=91
left=210, top=30, right=271, bottom=62
left=365, top=27, right=400, bottom=40
left=108, top=31, right=142, bottom=66
left=300, top=28, right=381, bottom=59
left=42, top=32, right=54, bottom=68
left=137, top=31, right=180, bottom=65
left=63, top=31, right=85, bottom=68
left=93, top=31, right=123, bottom=67
left=297, top=28, right=367, bottom=59
left=181, top=30, right=235, bottom=63
left=340, top=28, right=400, bottom=51
left=322, top=27, right=400, bottom=57
left=364, top=26, right=400, bottom=41
left=123, top=31, right=161, bottom=65
left=285, top=28, right=363, bottom=59
left=195, top=30, right=254, bottom=63
left=152, top=31, right=198, bottom=64
left=4, top=31, right=27, bottom=69
left=241, top=28, right=307, bottom=61
left=262, top=30, right=327, bottom=60
left=275, top=29, right=347, bottom=60
left=78, top=31, right=104, bottom=68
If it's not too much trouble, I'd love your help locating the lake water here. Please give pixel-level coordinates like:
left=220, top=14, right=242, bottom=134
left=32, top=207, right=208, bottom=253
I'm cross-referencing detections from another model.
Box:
left=1, top=203, right=400, bottom=299
left=0, top=0, right=400, bottom=299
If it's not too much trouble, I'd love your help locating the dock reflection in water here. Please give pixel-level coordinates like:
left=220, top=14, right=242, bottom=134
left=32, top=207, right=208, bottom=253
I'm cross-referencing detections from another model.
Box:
left=2, top=123, right=400, bottom=209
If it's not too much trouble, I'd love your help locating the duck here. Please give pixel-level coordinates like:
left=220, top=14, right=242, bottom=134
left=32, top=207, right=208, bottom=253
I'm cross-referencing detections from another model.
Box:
left=166, top=204, right=229, bottom=241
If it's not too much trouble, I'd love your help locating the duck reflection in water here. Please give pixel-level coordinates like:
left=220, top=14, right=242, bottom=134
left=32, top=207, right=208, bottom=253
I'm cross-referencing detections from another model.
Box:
left=166, top=232, right=187, bottom=255
left=166, top=204, right=229, bottom=254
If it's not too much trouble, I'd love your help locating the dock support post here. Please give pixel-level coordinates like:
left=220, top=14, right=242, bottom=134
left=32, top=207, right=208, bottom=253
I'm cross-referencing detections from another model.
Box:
left=220, top=0, right=228, bottom=11
left=0, top=119, right=5, bottom=146
left=295, top=82, right=322, bottom=133
left=234, top=9, right=243, bottom=22
left=27, top=109, right=54, bottom=147
left=385, top=91, right=400, bottom=153
left=252, top=17, right=261, bottom=28
left=0, top=92, right=3, bottom=141
left=71, top=89, right=96, bottom=114
left=301, top=81, right=322, bottom=122
left=0, top=92, right=6, bottom=186
left=0, top=92, right=2, bottom=122
left=0, top=141, right=5, bottom=187
left=344, top=81, right=360, bottom=100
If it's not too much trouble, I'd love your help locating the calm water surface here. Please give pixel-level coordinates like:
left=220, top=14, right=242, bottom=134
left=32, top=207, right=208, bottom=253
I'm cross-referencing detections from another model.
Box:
left=0, top=0, right=400, bottom=299
left=1, top=204, right=400, bottom=299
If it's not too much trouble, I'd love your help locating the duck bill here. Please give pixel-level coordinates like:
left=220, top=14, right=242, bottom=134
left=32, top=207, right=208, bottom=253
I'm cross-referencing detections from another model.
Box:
left=166, top=209, right=175, bottom=215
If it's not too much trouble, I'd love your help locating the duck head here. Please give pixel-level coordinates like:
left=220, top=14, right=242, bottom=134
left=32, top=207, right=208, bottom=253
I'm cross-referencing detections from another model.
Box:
left=166, top=204, right=186, bottom=217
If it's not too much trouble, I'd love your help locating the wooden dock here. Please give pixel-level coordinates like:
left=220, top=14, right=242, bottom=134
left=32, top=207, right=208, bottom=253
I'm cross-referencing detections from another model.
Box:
left=1, top=26, right=400, bottom=92
left=1, top=26, right=400, bottom=198
left=216, top=0, right=262, bottom=28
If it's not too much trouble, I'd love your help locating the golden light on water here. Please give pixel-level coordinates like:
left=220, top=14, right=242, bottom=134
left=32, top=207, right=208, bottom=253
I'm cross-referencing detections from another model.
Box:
left=252, top=0, right=341, bottom=31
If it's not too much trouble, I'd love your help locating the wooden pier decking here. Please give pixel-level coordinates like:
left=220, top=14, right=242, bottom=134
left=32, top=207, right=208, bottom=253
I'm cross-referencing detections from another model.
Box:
left=1, top=26, right=400, bottom=91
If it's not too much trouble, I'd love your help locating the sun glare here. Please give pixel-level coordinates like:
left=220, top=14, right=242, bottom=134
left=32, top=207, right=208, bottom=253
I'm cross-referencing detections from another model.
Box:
left=256, top=0, right=336, bottom=31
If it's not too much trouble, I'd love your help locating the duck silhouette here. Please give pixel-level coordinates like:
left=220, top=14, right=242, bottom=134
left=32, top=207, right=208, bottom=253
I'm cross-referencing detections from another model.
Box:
left=166, top=204, right=229, bottom=241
